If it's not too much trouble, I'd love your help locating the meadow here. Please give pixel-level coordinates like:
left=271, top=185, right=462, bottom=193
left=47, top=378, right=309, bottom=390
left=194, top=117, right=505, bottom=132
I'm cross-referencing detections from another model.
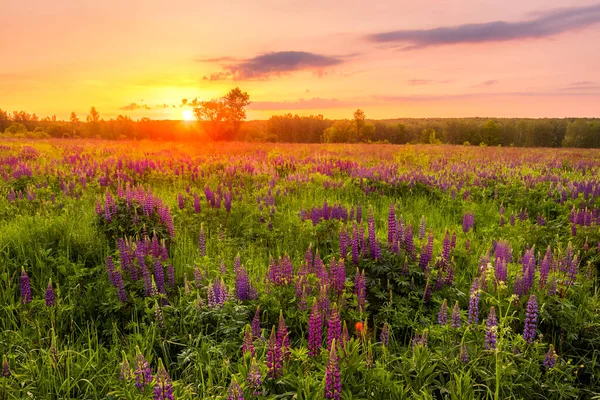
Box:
left=1, top=140, right=599, bottom=399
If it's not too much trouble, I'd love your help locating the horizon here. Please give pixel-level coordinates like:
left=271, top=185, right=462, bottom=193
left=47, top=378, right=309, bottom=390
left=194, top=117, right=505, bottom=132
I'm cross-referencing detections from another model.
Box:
left=2, top=1, right=600, bottom=120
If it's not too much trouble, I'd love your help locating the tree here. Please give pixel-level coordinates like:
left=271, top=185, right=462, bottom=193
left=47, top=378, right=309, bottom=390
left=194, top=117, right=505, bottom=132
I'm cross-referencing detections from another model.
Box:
left=86, top=106, right=101, bottom=137
left=223, top=87, right=251, bottom=138
left=86, top=106, right=100, bottom=123
left=191, top=99, right=228, bottom=140
left=353, top=109, right=365, bottom=142
left=323, top=119, right=356, bottom=143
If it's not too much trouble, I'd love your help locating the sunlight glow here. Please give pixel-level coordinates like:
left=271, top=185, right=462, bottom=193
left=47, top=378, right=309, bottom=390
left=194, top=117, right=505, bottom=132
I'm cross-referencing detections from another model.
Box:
left=182, top=109, right=194, bottom=121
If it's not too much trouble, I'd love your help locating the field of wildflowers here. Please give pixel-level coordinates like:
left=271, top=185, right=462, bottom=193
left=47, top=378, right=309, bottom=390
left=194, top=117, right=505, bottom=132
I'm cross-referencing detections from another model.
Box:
left=1, top=140, right=599, bottom=399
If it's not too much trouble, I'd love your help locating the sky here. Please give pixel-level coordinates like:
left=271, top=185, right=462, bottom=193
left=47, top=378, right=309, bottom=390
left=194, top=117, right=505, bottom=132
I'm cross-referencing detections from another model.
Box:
left=1, top=0, right=600, bottom=120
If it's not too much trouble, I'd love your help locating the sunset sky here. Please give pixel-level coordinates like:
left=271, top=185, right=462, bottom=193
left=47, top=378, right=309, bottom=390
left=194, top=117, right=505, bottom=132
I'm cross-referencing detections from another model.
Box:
left=2, top=0, right=600, bottom=120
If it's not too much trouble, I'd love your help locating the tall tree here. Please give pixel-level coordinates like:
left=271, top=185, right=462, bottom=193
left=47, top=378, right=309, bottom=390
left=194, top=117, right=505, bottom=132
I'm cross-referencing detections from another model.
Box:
left=191, top=99, right=228, bottom=140
left=223, top=87, right=251, bottom=138
left=353, top=109, right=365, bottom=142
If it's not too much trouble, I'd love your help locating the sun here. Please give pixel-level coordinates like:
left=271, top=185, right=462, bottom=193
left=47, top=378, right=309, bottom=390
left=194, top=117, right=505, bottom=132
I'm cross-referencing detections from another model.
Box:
left=182, top=109, right=194, bottom=121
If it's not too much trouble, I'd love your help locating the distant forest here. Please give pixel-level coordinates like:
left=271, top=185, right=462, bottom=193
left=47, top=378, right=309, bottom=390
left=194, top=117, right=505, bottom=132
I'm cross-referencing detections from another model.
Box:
left=1, top=107, right=599, bottom=148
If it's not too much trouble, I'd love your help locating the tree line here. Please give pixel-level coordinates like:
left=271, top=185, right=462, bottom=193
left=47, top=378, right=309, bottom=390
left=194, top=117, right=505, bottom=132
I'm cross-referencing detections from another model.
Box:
left=1, top=88, right=599, bottom=147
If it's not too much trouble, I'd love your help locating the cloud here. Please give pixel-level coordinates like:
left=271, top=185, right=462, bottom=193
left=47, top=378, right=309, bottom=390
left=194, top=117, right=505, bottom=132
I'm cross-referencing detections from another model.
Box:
left=203, top=72, right=232, bottom=81
left=249, top=97, right=352, bottom=110
left=200, top=51, right=345, bottom=80
left=367, top=4, right=600, bottom=48
left=120, top=102, right=151, bottom=111
left=472, top=79, right=498, bottom=88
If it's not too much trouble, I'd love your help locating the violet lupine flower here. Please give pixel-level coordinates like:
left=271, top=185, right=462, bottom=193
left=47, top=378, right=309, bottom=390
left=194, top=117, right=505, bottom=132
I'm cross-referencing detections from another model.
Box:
left=318, top=284, right=331, bottom=320
left=339, top=229, right=348, bottom=258
left=459, top=344, right=469, bottom=363
left=367, top=209, right=381, bottom=261
left=242, top=325, right=255, bottom=357
left=154, top=300, right=164, bottom=328
left=45, top=279, right=55, bottom=307
left=134, top=347, right=153, bottom=390
left=308, top=299, right=323, bottom=357
left=235, top=265, right=252, bottom=301
left=277, top=311, right=290, bottom=359
left=154, top=359, right=174, bottom=400
left=544, top=344, right=557, bottom=368
left=20, top=267, right=32, bottom=304
left=412, top=330, right=428, bottom=348
left=387, top=204, right=397, bottom=246
left=330, top=259, right=346, bottom=296
left=467, top=282, right=480, bottom=325
left=193, top=193, right=201, bottom=213
left=106, top=255, right=117, bottom=286
left=193, top=263, right=203, bottom=288
left=380, top=322, right=389, bottom=347
left=252, top=306, right=261, bottom=339
left=354, top=269, right=366, bottom=313
left=510, top=214, right=515, bottom=226
left=484, top=306, right=498, bottom=350
left=419, top=233, right=434, bottom=271
left=153, top=260, right=166, bottom=295
left=227, top=376, right=244, bottom=400
left=462, top=212, right=474, bottom=233
left=341, top=321, right=350, bottom=347
left=324, top=340, right=342, bottom=400
left=247, top=357, right=262, bottom=395
left=327, top=303, right=342, bottom=349
left=351, top=224, right=360, bottom=265
left=142, top=262, right=153, bottom=297
left=438, top=299, right=448, bottom=325
left=442, top=231, right=451, bottom=263
left=177, top=193, right=185, bottom=210
left=2, top=355, right=11, bottom=378
left=266, top=326, right=283, bottom=379
left=418, top=216, right=426, bottom=240
left=404, top=224, right=415, bottom=259
left=166, top=264, right=174, bottom=290
left=199, top=226, right=206, bottom=257
left=523, top=295, right=538, bottom=344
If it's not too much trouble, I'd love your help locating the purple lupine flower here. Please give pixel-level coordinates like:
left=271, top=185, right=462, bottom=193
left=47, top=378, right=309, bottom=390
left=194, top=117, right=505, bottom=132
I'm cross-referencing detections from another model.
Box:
left=154, top=300, right=164, bottom=328
left=438, top=299, right=448, bottom=325
left=341, top=321, right=350, bottom=347
left=412, top=330, right=428, bottom=348
left=106, top=255, right=117, bottom=286
left=404, top=224, right=415, bottom=259
left=113, top=270, right=127, bottom=303
left=544, top=344, right=557, bottom=368
left=387, top=204, right=397, bottom=246
left=339, top=229, right=348, bottom=258
left=318, top=284, right=331, bottom=320
left=462, top=212, right=474, bottom=233
left=380, top=322, right=389, bottom=347
left=199, top=226, right=206, bottom=257
left=484, top=306, right=498, bottom=350
left=510, top=214, right=515, bottom=226
left=450, top=231, right=456, bottom=248
left=153, top=359, right=174, bottom=400
left=330, top=259, right=346, bottom=296
left=142, top=262, right=153, bottom=297
left=251, top=306, right=261, bottom=339
left=442, top=231, right=451, bottom=263
left=451, top=301, right=461, bottom=328
left=247, top=357, right=262, bottom=395
left=193, top=263, right=203, bottom=287
left=166, top=264, right=175, bottom=290
left=419, top=233, right=434, bottom=271
left=220, top=260, right=227, bottom=276
left=134, top=347, right=153, bottom=390
left=459, top=344, right=469, bottom=363
left=327, top=303, right=342, bottom=349
left=20, top=267, right=32, bottom=304
left=308, top=299, right=323, bottom=357
left=354, top=268, right=366, bottom=313
left=465, top=238, right=471, bottom=252
left=193, top=193, right=201, bottom=213
left=235, top=265, right=252, bottom=301
left=153, top=259, right=166, bottom=295
left=418, top=215, right=426, bottom=239
left=2, top=355, right=11, bottom=378
left=267, top=326, right=283, bottom=379
left=45, top=279, right=55, bottom=307
left=324, top=340, right=342, bottom=400
left=351, top=224, right=360, bottom=265
left=242, top=325, right=255, bottom=357
left=227, top=376, right=244, bottom=400
left=523, top=295, right=538, bottom=344
left=368, top=208, right=381, bottom=260
left=277, top=311, right=290, bottom=359
left=467, top=284, right=480, bottom=325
